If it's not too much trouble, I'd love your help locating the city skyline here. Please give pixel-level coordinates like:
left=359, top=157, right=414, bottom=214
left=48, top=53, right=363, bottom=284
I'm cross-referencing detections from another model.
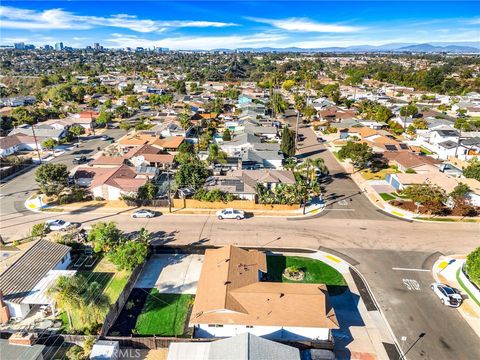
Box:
left=1, top=1, right=480, bottom=50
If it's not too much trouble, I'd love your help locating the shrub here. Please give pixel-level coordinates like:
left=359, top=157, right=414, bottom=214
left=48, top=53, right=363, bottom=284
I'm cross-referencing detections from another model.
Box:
left=466, top=247, right=480, bottom=286
left=31, top=222, right=48, bottom=238
left=405, top=168, right=416, bottom=174
left=193, top=189, right=238, bottom=202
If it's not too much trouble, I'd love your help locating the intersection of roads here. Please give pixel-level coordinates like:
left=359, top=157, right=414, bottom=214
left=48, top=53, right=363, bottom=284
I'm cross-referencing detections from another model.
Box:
left=1, top=127, right=479, bottom=359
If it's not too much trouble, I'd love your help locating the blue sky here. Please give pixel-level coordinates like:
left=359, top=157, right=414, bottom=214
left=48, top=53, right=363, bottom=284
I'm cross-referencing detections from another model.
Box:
left=1, top=1, right=479, bottom=49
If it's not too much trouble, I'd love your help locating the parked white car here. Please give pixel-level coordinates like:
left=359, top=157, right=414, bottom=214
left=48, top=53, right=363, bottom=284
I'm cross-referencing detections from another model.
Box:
left=430, top=283, right=462, bottom=307
left=216, top=208, right=245, bottom=220
left=131, top=209, right=156, bottom=218
left=45, top=219, right=72, bottom=231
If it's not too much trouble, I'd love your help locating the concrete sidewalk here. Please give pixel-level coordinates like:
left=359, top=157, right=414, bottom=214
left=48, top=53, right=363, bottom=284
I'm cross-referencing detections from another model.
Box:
left=432, top=255, right=480, bottom=338
left=272, top=250, right=399, bottom=360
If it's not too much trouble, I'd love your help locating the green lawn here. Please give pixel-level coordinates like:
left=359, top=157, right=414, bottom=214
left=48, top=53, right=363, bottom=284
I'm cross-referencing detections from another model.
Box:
left=379, top=193, right=396, bottom=201
left=135, top=290, right=194, bottom=336
left=360, top=167, right=398, bottom=180
left=57, top=258, right=131, bottom=332
left=266, top=255, right=346, bottom=286
left=420, top=146, right=433, bottom=155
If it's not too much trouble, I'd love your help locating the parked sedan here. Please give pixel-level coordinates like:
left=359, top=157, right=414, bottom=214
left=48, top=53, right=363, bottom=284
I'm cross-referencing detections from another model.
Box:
left=430, top=283, right=463, bottom=307
left=45, top=219, right=72, bottom=231
left=73, top=156, right=88, bottom=164
left=216, top=208, right=245, bottom=220
left=100, top=135, right=112, bottom=141
left=131, top=209, right=156, bottom=218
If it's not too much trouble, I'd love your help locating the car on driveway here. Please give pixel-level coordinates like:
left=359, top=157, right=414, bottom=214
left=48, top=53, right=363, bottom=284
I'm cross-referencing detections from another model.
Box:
left=317, top=137, right=326, bottom=143
left=73, top=156, right=88, bottom=164
left=131, top=209, right=157, bottom=218
left=216, top=208, right=245, bottom=220
left=100, top=135, right=112, bottom=141
left=430, top=283, right=463, bottom=307
left=45, top=219, right=73, bottom=231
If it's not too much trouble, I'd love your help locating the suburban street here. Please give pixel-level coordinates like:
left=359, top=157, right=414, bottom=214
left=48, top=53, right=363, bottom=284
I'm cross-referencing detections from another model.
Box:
left=1, top=126, right=479, bottom=360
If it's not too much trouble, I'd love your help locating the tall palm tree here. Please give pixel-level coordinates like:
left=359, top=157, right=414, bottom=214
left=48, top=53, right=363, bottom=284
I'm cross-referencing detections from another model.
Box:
left=47, top=275, right=84, bottom=329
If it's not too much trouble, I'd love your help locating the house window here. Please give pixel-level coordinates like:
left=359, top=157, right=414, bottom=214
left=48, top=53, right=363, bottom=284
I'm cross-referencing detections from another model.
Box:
left=246, top=325, right=253, bottom=328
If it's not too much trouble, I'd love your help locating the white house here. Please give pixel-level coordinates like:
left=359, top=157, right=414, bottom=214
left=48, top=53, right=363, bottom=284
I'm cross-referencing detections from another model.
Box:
left=0, top=240, right=73, bottom=321
left=190, top=246, right=338, bottom=341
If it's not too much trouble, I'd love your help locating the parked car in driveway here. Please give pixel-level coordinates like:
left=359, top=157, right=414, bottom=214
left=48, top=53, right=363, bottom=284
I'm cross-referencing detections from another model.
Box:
left=131, top=209, right=157, bottom=218
left=100, top=135, right=112, bottom=141
left=430, top=283, right=463, bottom=307
left=216, top=208, right=245, bottom=220
left=45, top=219, right=73, bottom=231
left=73, top=156, right=88, bottom=164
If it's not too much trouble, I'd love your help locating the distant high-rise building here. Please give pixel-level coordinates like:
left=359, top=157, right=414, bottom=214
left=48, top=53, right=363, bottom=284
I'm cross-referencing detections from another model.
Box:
left=55, top=42, right=64, bottom=51
left=25, top=44, right=35, bottom=50
left=94, top=43, right=100, bottom=50
left=14, top=42, right=25, bottom=50
left=44, top=45, right=53, bottom=50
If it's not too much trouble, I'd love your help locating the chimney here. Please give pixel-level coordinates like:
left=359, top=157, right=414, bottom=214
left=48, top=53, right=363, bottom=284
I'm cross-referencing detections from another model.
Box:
left=8, top=332, right=36, bottom=346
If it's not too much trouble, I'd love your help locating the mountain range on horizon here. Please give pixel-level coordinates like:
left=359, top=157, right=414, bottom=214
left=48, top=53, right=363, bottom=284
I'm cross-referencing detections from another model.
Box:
left=210, top=41, right=480, bottom=53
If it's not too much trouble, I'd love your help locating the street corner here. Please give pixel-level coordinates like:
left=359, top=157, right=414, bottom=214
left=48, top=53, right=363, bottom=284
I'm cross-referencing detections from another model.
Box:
left=24, top=194, right=48, bottom=212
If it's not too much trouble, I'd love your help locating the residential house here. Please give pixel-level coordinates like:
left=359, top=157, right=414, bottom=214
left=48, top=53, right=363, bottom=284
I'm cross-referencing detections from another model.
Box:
left=89, top=156, right=125, bottom=168
left=73, top=164, right=148, bottom=200
left=205, top=169, right=296, bottom=200
left=383, top=152, right=440, bottom=173
left=151, top=136, right=185, bottom=153
left=117, top=133, right=158, bottom=149
left=429, top=129, right=459, bottom=146
left=124, top=144, right=174, bottom=169
left=69, top=110, right=99, bottom=133
left=385, top=173, right=480, bottom=206
left=9, top=125, right=66, bottom=141
left=190, top=246, right=338, bottom=340
left=0, top=240, right=73, bottom=320
left=167, top=333, right=301, bottom=360
left=0, top=133, right=47, bottom=158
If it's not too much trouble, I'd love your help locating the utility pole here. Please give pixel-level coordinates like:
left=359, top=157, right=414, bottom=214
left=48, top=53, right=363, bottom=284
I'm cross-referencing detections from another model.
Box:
left=295, top=110, right=300, bottom=151
left=31, top=122, right=42, bottom=164
left=167, top=166, right=172, bottom=213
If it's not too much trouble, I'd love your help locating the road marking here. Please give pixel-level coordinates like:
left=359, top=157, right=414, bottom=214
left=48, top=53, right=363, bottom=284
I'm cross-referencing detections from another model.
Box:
left=326, top=255, right=341, bottom=263
left=402, top=278, right=421, bottom=291
left=393, top=267, right=430, bottom=272
left=338, top=199, right=349, bottom=206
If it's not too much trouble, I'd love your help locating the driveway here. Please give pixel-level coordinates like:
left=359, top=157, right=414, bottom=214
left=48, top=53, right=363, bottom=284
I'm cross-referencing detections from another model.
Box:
left=134, top=253, right=203, bottom=294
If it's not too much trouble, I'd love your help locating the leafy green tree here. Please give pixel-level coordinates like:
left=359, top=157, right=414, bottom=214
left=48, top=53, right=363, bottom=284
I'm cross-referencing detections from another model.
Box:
left=222, top=128, right=232, bottom=141
left=95, top=110, right=112, bottom=126
left=115, top=105, right=130, bottom=118
left=207, top=144, right=227, bottom=164
left=281, top=127, right=296, bottom=157
left=126, top=95, right=140, bottom=109
left=450, top=182, right=471, bottom=200
left=175, top=80, right=187, bottom=94
left=69, top=124, right=85, bottom=143
left=66, top=345, right=86, bottom=360
left=400, top=104, right=419, bottom=129
left=179, top=112, right=191, bottom=130
left=30, top=222, right=48, bottom=239
left=282, top=79, right=295, bottom=91
left=109, top=240, right=148, bottom=271
left=463, top=158, right=480, bottom=181
left=337, top=141, right=373, bottom=171
left=87, top=221, right=124, bottom=253
left=42, top=138, right=57, bottom=153
left=11, top=107, right=34, bottom=126
left=137, top=181, right=158, bottom=201
left=35, top=163, right=68, bottom=195
left=466, top=247, right=480, bottom=285
left=175, top=142, right=196, bottom=164
left=175, top=162, right=209, bottom=189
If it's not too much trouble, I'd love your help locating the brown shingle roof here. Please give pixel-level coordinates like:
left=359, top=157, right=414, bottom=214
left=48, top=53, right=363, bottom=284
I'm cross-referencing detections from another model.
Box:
left=190, top=246, right=338, bottom=329
left=152, top=136, right=185, bottom=150
left=0, top=240, right=70, bottom=303
left=90, top=156, right=124, bottom=166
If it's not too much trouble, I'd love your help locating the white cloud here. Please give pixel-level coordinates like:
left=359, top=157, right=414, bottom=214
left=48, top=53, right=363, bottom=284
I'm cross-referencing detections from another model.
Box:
left=247, top=17, right=363, bottom=33
left=0, top=6, right=237, bottom=33
left=105, top=33, right=287, bottom=50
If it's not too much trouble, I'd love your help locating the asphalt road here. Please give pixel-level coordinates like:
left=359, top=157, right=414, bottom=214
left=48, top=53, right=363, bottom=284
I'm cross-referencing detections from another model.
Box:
left=1, top=126, right=479, bottom=359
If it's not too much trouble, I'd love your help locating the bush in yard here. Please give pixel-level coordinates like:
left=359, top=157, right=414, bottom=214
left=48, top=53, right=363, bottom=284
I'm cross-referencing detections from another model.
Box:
left=193, top=188, right=238, bottom=202
left=109, top=240, right=148, bottom=271
left=88, top=222, right=124, bottom=253
left=31, top=222, right=48, bottom=239
left=175, top=162, right=209, bottom=190
left=401, top=183, right=446, bottom=205
left=66, top=345, right=86, bottom=360
left=463, top=158, right=480, bottom=181
left=466, top=247, right=480, bottom=286
left=338, top=141, right=373, bottom=171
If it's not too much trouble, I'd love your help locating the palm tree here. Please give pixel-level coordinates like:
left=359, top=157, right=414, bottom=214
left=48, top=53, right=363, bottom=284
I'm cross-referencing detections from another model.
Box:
left=47, top=275, right=84, bottom=329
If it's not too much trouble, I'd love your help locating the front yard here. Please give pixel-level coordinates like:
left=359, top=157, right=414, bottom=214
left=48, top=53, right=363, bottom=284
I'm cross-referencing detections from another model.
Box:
left=266, top=255, right=346, bottom=286
left=360, top=167, right=398, bottom=180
